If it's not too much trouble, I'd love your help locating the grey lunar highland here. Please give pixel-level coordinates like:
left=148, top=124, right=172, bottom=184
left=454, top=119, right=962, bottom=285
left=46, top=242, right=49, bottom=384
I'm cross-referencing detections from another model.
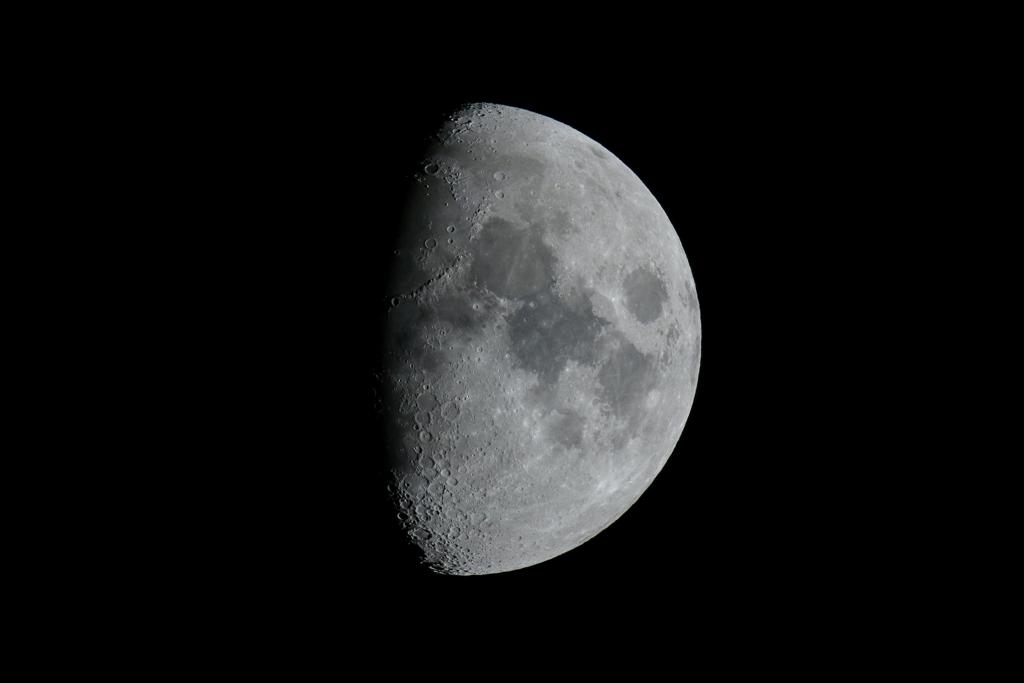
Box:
left=379, top=103, right=701, bottom=575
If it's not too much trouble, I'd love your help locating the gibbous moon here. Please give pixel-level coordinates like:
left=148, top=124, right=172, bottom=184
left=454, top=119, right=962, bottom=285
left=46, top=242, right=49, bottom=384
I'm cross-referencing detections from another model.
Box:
left=380, top=103, right=700, bottom=575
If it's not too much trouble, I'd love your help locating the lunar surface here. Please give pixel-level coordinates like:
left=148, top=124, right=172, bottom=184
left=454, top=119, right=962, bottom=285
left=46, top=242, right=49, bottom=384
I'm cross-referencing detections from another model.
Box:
left=378, top=103, right=700, bottom=575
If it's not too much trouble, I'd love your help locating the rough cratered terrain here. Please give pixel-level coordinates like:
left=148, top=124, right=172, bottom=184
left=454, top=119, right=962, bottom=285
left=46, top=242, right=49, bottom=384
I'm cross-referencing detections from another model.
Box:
left=379, top=103, right=700, bottom=575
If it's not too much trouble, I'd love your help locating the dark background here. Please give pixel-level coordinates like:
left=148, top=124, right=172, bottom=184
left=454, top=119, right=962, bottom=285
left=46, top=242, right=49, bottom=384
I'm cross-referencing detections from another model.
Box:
left=309, top=84, right=873, bottom=611
left=159, top=68, right=912, bottom=634
left=64, top=8, right=992, bottom=659
left=48, top=11, right=979, bottom=662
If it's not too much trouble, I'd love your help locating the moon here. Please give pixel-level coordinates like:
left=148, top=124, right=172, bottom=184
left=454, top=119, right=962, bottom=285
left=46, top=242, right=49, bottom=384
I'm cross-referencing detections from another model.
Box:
left=378, top=102, right=700, bottom=575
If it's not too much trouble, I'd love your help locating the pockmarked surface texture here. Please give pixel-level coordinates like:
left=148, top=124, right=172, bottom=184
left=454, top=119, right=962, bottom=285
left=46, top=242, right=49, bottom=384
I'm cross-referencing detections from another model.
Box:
left=381, top=103, right=700, bottom=575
